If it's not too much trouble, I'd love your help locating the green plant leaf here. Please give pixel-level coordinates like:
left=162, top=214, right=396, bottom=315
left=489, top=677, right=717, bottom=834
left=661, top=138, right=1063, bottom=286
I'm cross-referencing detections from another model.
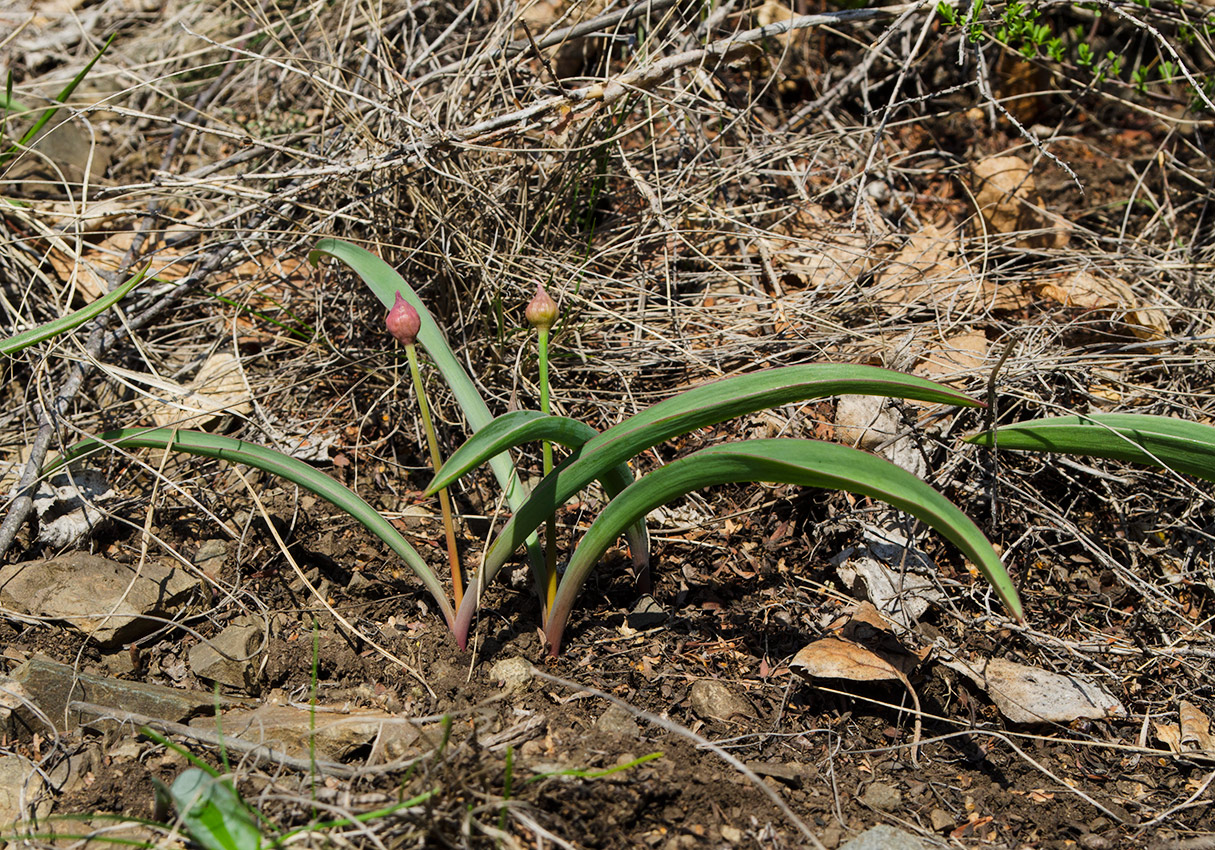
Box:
left=544, top=438, right=1021, bottom=654
left=452, top=365, right=984, bottom=642
left=429, top=409, right=651, bottom=586
left=0, top=34, right=115, bottom=169
left=967, top=413, right=1215, bottom=484
left=47, top=428, right=455, bottom=628
left=308, top=239, right=561, bottom=601
left=0, top=265, right=148, bottom=356
left=169, top=769, right=261, bottom=850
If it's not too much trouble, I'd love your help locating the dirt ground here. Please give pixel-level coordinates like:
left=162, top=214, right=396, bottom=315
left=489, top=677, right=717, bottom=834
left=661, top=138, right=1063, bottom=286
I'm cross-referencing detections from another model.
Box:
left=1, top=0, right=1214, bottom=848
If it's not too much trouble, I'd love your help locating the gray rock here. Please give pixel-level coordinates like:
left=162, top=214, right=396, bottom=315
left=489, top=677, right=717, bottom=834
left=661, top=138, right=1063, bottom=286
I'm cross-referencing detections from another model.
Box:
left=839, top=825, right=933, bottom=850
left=8, top=657, right=241, bottom=734
left=689, top=679, right=753, bottom=723
left=929, top=808, right=955, bottom=832
left=488, top=657, right=533, bottom=692
left=193, top=539, right=229, bottom=575
left=627, top=595, right=666, bottom=629
left=189, top=618, right=264, bottom=693
left=0, top=755, right=46, bottom=831
left=197, top=704, right=422, bottom=763
left=595, top=704, right=641, bottom=739
left=860, top=781, right=903, bottom=813
left=0, top=553, right=201, bottom=647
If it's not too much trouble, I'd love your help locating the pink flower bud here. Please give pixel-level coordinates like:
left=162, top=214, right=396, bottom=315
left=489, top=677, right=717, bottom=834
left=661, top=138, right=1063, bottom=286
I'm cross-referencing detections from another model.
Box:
left=525, top=284, right=558, bottom=331
left=386, top=292, right=421, bottom=346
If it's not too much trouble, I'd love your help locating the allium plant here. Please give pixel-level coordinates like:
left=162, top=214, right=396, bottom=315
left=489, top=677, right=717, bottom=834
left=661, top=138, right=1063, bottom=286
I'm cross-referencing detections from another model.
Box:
left=44, top=241, right=1026, bottom=655
left=308, top=241, right=1022, bottom=654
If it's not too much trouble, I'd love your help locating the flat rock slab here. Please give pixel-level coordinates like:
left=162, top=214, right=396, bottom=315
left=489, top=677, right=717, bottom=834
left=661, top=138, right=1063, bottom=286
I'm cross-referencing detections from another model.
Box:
left=839, top=824, right=937, bottom=850
left=7, top=657, right=238, bottom=734
left=195, top=704, right=424, bottom=764
left=0, top=553, right=201, bottom=646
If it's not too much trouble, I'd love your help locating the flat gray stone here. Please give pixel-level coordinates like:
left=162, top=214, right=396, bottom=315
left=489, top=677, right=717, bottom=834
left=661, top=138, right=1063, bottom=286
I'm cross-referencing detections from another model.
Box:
left=839, top=825, right=933, bottom=850
left=0, top=755, right=46, bottom=831
left=595, top=704, right=641, bottom=739
left=8, top=656, right=238, bottom=734
left=193, top=539, right=229, bottom=575
left=197, top=704, right=422, bottom=764
left=0, top=553, right=201, bottom=647
left=860, top=781, right=903, bottom=812
left=627, top=595, right=666, bottom=629
left=189, top=618, right=263, bottom=693
left=488, top=657, right=533, bottom=692
left=689, top=679, right=753, bottom=723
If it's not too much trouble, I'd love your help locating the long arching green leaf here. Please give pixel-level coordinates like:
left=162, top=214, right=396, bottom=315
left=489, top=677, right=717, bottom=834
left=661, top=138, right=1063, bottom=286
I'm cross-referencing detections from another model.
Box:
left=545, top=439, right=1022, bottom=655
left=308, top=240, right=560, bottom=617
left=967, top=414, right=1215, bottom=484
left=452, top=365, right=984, bottom=641
left=428, top=409, right=650, bottom=588
left=0, top=265, right=148, bottom=356
left=47, top=428, right=455, bottom=629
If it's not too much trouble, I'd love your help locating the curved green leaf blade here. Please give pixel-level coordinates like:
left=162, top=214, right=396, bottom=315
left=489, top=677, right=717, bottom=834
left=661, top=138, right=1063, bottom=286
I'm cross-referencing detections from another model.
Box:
left=428, top=410, right=598, bottom=494
left=967, top=414, right=1215, bottom=484
left=428, top=409, right=650, bottom=595
left=309, top=239, right=554, bottom=634
left=48, top=428, right=455, bottom=629
left=0, top=265, right=148, bottom=356
left=545, top=439, right=1022, bottom=654
left=454, top=365, right=983, bottom=638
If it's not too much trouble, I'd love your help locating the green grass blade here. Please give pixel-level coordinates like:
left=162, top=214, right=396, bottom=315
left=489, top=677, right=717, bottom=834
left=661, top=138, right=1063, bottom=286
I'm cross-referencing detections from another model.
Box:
left=309, top=239, right=544, bottom=640
left=453, top=365, right=983, bottom=639
left=545, top=439, right=1022, bottom=654
left=0, top=265, right=148, bottom=356
left=48, top=428, right=455, bottom=629
left=0, top=34, right=115, bottom=169
left=967, top=414, right=1215, bottom=484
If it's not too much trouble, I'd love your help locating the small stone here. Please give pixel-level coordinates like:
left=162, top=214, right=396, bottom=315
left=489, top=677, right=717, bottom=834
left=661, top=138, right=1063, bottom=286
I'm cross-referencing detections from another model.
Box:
left=930, top=808, right=955, bottom=832
left=745, top=761, right=803, bottom=788
left=819, top=826, right=844, bottom=850
left=860, top=781, right=903, bottom=813
left=0, top=554, right=201, bottom=647
left=595, top=704, right=641, bottom=739
left=0, top=755, right=46, bottom=830
left=189, top=618, right=263, bottom=693
left=839, top=824, right=929, bottom=850
left=194, top=539, right=229, bottom=576
left=720, top=825, right=742, bottom=844
left=627, top=595, right=666, bottom=629
left=689, top=679, right=752, bottom=723
left=488, top=657, right=533, bottom=692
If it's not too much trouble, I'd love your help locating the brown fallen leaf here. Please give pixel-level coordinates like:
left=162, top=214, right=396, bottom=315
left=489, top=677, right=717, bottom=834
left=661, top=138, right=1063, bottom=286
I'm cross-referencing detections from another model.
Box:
left=944, top=656, right=1126, bottom=724
left=791, top=637, right=904, bottom=683
left=1036, top=270, right=1170, bottom=344
left=970, top=155, right=1070, bottom=250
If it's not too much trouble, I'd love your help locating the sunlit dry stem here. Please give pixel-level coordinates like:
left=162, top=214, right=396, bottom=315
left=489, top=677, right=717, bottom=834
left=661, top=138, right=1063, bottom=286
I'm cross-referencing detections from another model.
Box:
left=406, top=343, right=464, bottom=609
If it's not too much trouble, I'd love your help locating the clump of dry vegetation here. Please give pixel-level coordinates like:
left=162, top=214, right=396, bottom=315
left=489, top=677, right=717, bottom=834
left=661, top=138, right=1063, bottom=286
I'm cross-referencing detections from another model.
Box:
left=1, top=0, right=1214, bottom=846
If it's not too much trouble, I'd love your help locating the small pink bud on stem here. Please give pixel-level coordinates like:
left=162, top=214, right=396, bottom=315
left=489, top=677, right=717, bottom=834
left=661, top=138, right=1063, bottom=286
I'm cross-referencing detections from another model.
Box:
left=525, top=284, right=558, bottom=331
left=386, top=292, right=421, bottom=346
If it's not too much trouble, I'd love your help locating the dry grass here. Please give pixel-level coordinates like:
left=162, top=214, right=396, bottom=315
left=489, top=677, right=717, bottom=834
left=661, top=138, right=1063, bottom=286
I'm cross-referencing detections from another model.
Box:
left=2, top=0, right=1215, bottom=846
